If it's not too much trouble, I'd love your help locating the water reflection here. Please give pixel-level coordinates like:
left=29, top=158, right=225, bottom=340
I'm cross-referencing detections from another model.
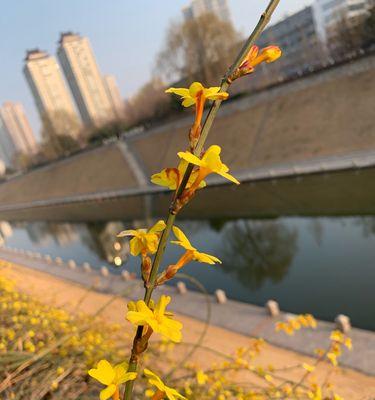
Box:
left=84, top=222, right=129, bottom=264
left=354, top=217, right=375, bottom=238
left=221, top=219, right=297, bottom=289
left=2, top=215, right=375, bottom=330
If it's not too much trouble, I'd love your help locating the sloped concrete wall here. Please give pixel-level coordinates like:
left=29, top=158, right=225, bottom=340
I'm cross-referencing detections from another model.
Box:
left=0, top=55, right=373, bottom=220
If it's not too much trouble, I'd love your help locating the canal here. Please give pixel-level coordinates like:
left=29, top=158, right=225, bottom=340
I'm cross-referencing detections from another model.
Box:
left=1, top=167, right=375, bottom=330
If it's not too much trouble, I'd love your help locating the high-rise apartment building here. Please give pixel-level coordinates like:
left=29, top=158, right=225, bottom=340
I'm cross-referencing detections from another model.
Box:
left=0, top=102, right=37, bottom=154
left=103, top=75, right=124, bottom=119
left=57, top=32, right=116, bottom=126
left=23, top=49, right=80, bottom=138
left=313, top=0, right=371, bottom=42
left=257, top=6, right=324, bottom=76
left=182, top=0, right=232, bottom=23
left=0, top=118, right=16, bottom=166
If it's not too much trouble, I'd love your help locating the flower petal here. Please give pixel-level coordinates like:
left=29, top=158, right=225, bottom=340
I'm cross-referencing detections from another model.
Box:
left=165, top=386, right=188, bottom=400
left=154, top=295, right=171, bottom=317
left=144, top=369, right=166, bottom=392
left=182, top=97, right=196, bottom=107
left=117, top=372, right=137, bottom=385
left=189, top=82, right=204, bottom=97
left=177, top=151, right=203, bottom=167
left=165, top=88, right=190, bottom=97
left=117, top=229, right=139, bottom=238
left=149, top=220, right=167, bottom=234
left=100, top=384, right=117, bottom=400
left=171, top=226, right=195, bottom=250
left=193, top=251, right=221, bottom=264
left=218, top=170, right=240, bottom=185
left=129, top=237, right=143, bottom=256
left=88, top=360, right=115, bottom=386
left=206, top=91, right=229, bottom=101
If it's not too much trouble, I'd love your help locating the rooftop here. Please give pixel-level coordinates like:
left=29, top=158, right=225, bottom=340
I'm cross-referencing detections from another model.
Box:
left=24, top=49, right=49, bottom=62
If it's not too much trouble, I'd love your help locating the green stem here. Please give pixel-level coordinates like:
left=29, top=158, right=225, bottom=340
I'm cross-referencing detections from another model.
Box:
left=123, top=1, right=280, bottom=398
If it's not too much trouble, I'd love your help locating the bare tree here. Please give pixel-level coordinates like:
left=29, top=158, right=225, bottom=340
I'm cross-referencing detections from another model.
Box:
left=156, top=13, right=241, bottom=85
left=362, top=2, right=375, bottom=49
left=124, top=78, right=170, bottom=126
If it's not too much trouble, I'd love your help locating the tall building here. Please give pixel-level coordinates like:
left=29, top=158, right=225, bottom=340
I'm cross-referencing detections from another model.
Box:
left=313, top=0, right=371, bottom=43
left=0, top=102, right=37, bottom=154
left=23, top=49, right=80, bottom=138
left=103, top=75, right=124, bottom=119
left=57, top=32, right=116, bottom=126
left=182, top=0, right=232, bottom=23
left=0, top=102, right=37, bottom=166
left=0, top=117, right=16, bottom=166
left=257, top=6, right=324, bottom=76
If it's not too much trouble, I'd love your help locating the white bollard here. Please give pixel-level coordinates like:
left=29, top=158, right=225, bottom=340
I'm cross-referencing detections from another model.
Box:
left=55, top=257, right=63, bottom=265
left=82, top=262, right=91, bottom=272
left=68, top=260, right=77, bottom=270
left=101, top=266, right=109, bottom=277
left=45, top=254, right=52, bottom=263
left=215, top=289, right=227, bottom=304
left=265, top=300, right=280, bottom=317
left=335, top=314, right=351, bottom=333
left=176, top=281, right=187, bottom=295
left=121, top=270, right=130, bottom=281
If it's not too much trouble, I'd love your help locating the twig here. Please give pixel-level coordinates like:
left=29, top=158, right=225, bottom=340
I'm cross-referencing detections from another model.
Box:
left=123, top=1, right=280, bottom=398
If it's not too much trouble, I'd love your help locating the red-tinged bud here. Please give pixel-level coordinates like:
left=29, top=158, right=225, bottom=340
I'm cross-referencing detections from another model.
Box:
left=258, top=46, right=282, bottom=64
left=141, top=256, right=152, bottom=283
left=229, top=44, right=282, bottom=82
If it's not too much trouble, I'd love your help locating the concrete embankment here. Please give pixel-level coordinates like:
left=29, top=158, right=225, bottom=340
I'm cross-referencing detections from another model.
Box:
left=1, top=246, right=375, bottom=376
left=0, top=55, right=374, bottom=220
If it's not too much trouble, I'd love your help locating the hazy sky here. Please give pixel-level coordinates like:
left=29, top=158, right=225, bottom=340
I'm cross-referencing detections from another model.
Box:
left=0, top=0, right=312, bottom=133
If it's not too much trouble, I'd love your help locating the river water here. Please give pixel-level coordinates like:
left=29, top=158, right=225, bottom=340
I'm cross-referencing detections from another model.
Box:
left=1, top=168, right=375, bottom=330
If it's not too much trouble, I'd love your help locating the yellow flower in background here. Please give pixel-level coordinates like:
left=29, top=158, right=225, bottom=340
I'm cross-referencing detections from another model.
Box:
left=118, top=220, right=166, bottom=256
left=327, top=352, right=338, bottom=367
left=196, top=370, right=209, bottom=385
left=178, top=145, right=240, bottom=190
left=330, top=330, right=352, bottom=349
left=165, top=82, right=228, bottom=108
left=275, top=314, right=317, bottom=336
left=126, top=295, right=182, bottom=343
left=88, top=360, right=137, bottom=400
left=302, top=363, right=315, bottom=373
left=144, top=368, right=187, bottom=400
left=151, top=160, right=206, bottom=191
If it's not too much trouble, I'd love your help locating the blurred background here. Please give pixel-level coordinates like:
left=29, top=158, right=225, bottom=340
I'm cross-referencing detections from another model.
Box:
left=0, top=0, right=374, bottom=329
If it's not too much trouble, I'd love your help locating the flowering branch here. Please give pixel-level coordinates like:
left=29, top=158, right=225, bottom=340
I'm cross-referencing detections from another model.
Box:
left=122, top=1, right=281, bottom=399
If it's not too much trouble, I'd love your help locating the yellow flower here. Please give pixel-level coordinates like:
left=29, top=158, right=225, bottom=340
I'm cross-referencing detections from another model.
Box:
left=196, top=370, right=209, bottom=385
left=118, top=220, right=166, bottom=257
left=344, top=337, right=352, bottom=350
left=302, top=363, right=315, bottom=373
left=88, top=360, right=137, bottom=400
left=166, top=82, right=229, bottom=148
left=178, top=145, right=240, bottom=190
left=157, top=225, right=221, bottom=284
left=144, top=368, right=187, bottom=400
left=327, top=352, right=338, bottom=367
left=126, top=295, right=182, bottom=343
left=151, top=160, right=206, bottom=191
left=165, top=82, right=228, bottom=108
left=171, top=226, right=221, bottom=265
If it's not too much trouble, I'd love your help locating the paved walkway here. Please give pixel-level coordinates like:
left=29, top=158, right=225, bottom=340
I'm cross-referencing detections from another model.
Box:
left=1, top=247, right=374, bottom=376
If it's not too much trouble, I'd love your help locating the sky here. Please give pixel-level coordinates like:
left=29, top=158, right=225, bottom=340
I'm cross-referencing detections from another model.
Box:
left=0, top=0, right=312, bottom=134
